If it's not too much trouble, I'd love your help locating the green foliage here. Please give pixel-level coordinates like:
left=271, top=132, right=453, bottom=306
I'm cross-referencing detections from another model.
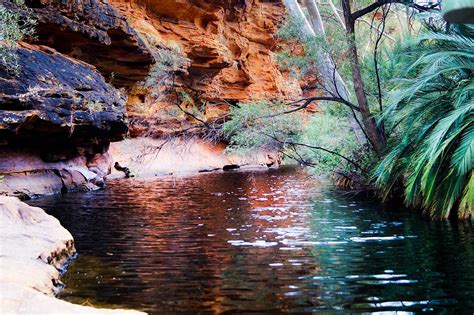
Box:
left=145, top=46, right=188, bottom=89
left=276, top=16, right=350, bottom=84
left=87, top=100, right=104, bottom=112
left=374, top=25, right=474, bottom=220
left=222, top=100, right=303, bottom=154
left=298, top=113, right=359, bottom=174
left=0, top=0, right=36, bottom=75
left=275, top=15, right=307, bottom=42
left=136, top=31, right=189, bottom=98
left=273, top=13, right=388, bottom=179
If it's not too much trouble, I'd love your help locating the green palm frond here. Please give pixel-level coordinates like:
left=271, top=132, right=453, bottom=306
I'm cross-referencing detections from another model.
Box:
left=374, top=24, right=474, bottom=220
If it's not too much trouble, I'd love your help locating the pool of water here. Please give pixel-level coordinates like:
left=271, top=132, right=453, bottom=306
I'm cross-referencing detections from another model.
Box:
left=29, top=167, right=474, bottom=314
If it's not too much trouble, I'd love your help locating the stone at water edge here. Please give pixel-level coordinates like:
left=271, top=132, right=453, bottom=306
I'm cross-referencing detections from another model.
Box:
left=0, top=196, right=145, bottom=314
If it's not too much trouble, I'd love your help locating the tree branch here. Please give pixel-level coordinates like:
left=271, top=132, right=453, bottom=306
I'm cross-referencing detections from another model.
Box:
left=357, top=18, right=395, bottom=42
left=373, top=4, right=390, bottom=113
left=264, top=132, right=367, bottom=173
left=172, top=76, right=210, bottom=128
left=260, top=96, right=360, bottom=120
left=351, top=0, right=440, bottom=22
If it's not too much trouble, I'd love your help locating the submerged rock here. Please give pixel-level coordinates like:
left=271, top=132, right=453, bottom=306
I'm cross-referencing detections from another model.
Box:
left=0, top=196, right=145, bottom=314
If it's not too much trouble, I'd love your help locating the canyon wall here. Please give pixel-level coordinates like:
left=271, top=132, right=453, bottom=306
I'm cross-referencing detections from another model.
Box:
left=0, top=0, right=302, bottom=197
left=110, top=0, right=302, bottom=136
left=0, top=0, right=153, bottom=197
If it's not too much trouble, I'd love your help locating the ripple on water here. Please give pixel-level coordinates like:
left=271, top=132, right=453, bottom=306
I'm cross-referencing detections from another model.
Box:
left=28, top=167, right=474, bottom=314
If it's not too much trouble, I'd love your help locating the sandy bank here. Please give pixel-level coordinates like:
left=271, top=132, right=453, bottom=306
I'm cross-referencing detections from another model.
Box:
left=0, top=196, right=145, bottom=315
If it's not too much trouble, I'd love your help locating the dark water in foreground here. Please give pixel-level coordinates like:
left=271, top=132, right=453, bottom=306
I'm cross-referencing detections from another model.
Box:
left=29, top=167, right=474, bottom=314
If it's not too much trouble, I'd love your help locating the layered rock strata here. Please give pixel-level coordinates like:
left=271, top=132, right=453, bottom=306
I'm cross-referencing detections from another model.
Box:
left=26, top=0, right=154, bottom=86
left=0, top=0, right=303, bottom=195
left=0, top=43, right=128, bottom=151
left=109, top=0, right=303, bottom=136
left=0, top=0, right=154, bottom=197
left=0, top=43, right=128, bottom=198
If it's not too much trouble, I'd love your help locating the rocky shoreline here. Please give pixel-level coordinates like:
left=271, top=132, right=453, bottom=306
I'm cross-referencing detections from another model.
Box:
left=0, top=196, right=144, bottom=314
left=0, top=137, right=280, bottom=199
left=108, top=137, right=280, bottom=179
left=0, top=142, right=279, bottom=314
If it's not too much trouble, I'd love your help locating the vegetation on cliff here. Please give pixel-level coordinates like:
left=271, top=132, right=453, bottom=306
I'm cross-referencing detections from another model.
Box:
left=223, top=0, right=472, bottom=220
left=0, top=0, right=35, bottom=74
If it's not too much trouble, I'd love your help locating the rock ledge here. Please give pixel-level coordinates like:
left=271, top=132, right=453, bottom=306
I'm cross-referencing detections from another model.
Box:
left=0, top=196, right=145, bottom=314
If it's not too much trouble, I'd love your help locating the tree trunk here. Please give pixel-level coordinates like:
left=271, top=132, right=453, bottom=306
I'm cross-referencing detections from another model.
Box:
left=341, top=0, right=387, bottom=155
left=305, top=0, right=326, bottom=36
left=328, top=0, right=346, bottom=30
left=283, top=0, right=367, bottom=144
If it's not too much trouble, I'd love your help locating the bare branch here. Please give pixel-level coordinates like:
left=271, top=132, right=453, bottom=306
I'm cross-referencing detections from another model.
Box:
left=357, top=18, right=395, bottom=42
left=257, top=96, right=360, bottom=120
left=351, top=0, right=440, bottom=22
left=373, top=4, right=390, bottom=113
left=264, top=132, right=367, bottom=173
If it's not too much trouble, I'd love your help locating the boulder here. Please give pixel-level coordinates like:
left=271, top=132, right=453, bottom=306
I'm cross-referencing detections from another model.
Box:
left=0, top=196, right=145, bottom=314
left=0, top=0, right=154, bottom=86
left=0, top=43, right=128, bottom=154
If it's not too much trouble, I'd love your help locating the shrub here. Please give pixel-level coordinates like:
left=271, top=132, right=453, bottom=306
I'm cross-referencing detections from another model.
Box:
left=222, top=100, right=304, bottom=155
left=145, top=46, right=189, bottom=90
left=0, top=0, right=36, bottom=75
left=298, top=113, right=360, bottom=175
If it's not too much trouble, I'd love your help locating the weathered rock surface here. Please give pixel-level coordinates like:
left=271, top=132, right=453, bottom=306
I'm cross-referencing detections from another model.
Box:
left=109, top=0, right=304, bottom=136
left=0, top=42, right=128, bottom=197
left=0, top=196, right=145, bottom=314
left=0, top=0, right=147, bottom=197
left=109, top=137, right=280, bottom=178
left=0, top=43, right=128, bottom=153
left=0, top=148, right=113, bottom=199
left=25, top=0, right=154, bottom=86
left=122, top=0, right=299, bottom=99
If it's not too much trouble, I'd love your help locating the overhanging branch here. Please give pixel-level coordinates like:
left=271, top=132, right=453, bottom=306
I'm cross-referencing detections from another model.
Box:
left=264, top=133, right=367, bottom=173
left=351, top=0, right=440, bottom=22
left=260, top=96, right=360, bottom=120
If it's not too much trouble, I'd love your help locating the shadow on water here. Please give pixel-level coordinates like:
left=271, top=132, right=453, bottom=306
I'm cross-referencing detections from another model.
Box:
left=28, top=167, right=474, bottom=314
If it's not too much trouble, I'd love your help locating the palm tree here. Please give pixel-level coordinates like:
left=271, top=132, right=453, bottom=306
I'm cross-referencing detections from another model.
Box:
left=374, top=24, right=473, bottom=220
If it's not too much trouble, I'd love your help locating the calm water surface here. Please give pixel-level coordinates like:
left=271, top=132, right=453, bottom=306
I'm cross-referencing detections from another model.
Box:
left=29, top=167, right=474, bottom=314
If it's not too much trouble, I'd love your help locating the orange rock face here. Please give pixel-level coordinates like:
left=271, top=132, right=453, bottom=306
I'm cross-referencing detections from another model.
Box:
left=109, top=0, right=303, bottom=136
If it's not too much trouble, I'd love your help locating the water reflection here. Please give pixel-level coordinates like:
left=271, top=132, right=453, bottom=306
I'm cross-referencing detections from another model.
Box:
left=29, top=167, right=474, bottom=314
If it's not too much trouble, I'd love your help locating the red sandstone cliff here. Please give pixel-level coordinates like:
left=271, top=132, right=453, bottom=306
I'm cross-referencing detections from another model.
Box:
left=109, top=0, right=303, bottom=136
left=0, top=0, right=301, bottom=197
